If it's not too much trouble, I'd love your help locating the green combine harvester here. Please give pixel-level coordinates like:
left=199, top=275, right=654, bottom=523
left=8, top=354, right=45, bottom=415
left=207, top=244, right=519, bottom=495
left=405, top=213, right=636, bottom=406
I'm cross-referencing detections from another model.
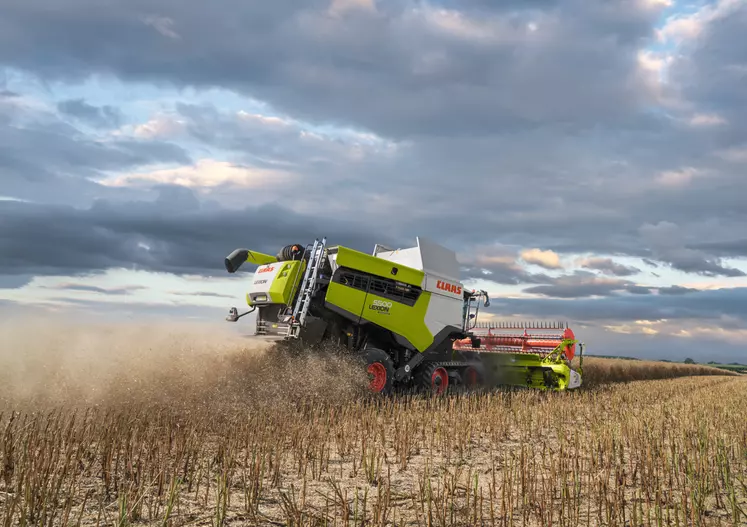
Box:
left=224, top=237, right=584, bottom=394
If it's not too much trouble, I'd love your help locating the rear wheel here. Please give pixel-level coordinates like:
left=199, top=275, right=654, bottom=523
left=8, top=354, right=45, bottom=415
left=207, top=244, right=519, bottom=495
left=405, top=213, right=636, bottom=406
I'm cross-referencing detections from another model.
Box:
left=366, top=348, right=394, bottom=394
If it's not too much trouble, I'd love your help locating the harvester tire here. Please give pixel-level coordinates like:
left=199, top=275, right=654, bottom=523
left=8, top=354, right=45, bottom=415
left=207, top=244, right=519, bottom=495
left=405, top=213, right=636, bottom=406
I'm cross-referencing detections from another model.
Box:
left=366, top=348, right=394, bottom=394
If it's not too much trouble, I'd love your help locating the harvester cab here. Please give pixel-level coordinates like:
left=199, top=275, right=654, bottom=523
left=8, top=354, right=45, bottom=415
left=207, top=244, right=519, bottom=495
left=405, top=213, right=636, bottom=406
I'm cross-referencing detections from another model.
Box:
left=224, top=236, right=584, bottom=394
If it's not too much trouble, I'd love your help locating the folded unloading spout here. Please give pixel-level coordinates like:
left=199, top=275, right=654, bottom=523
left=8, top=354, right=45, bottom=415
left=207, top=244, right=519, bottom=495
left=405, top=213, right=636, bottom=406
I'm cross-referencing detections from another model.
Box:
left=225, top=249, right=250, bottom=273
left=224, top=248, right=280, bottom=273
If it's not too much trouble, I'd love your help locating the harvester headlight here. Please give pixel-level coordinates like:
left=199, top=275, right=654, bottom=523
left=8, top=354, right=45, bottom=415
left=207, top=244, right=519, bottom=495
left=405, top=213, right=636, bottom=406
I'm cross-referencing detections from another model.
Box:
left=255, top=295, right=267, bottom=302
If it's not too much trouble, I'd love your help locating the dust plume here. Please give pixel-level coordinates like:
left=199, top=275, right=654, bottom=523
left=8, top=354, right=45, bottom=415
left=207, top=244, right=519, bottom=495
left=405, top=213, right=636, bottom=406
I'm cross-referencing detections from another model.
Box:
left=0, top=315, right=369, bottom=413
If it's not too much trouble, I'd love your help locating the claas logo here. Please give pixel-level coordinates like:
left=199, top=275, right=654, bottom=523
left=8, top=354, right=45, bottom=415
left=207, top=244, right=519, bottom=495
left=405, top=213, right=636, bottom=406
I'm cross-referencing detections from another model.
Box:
left=258, top=266, right=275, bottom=274
left=437, top=280, right=462, bottom=295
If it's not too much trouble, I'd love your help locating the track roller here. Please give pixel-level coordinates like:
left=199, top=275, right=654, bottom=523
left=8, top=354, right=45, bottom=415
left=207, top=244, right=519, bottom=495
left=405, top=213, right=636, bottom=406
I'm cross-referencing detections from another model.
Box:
left=418, top=363, right=449, bottom=395
left=463, top=364, right=482, bottom=389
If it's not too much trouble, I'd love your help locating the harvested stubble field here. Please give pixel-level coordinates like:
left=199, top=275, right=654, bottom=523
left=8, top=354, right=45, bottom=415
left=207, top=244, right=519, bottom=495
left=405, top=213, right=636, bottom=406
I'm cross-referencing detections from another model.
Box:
left=1, top=318, right=745, bottom=526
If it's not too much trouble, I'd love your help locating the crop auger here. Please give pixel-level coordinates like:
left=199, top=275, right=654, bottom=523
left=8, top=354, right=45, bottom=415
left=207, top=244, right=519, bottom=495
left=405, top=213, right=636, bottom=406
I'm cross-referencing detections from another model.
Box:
left=224, top=236, right=584, bottom=394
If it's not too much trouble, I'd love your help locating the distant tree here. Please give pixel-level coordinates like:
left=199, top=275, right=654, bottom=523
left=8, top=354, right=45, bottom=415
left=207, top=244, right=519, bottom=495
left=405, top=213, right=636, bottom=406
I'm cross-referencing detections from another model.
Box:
left=684, top=358, right=696, bottom=364
left=708, top=361, right=718, bottom=364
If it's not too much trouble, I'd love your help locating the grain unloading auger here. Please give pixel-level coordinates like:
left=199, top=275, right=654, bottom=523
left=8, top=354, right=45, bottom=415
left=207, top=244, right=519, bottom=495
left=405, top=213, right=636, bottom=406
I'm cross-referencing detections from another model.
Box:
left=223, top=236, right=584, bottom=394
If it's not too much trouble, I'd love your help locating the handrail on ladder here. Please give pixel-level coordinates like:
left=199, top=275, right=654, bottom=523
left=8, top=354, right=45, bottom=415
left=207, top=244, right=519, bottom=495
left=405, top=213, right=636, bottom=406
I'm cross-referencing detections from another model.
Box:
left=287, top=237, right=327, bottom=337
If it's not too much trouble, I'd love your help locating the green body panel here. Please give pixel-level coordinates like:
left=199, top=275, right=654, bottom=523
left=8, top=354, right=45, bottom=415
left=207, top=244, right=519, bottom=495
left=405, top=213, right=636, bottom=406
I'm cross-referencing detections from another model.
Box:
left=324, top=282, right=436, bottom=352
left=269, top=260, right=306, bottom=304
left=478, top=353, right=580, bottom=391
left=247, top=260, right=306, bottom=306
left=360, top=291, right=434, bottom=352
left=246, top=251, right=279, bottom=266
left=334, top=247, right=424, bottom=287
left=325, top=282, right=368, bottom=321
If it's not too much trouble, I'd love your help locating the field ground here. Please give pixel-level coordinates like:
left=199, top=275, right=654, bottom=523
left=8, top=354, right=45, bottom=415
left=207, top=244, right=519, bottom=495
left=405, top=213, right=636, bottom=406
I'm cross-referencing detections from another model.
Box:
left=0, top=320, right=745, bottom=526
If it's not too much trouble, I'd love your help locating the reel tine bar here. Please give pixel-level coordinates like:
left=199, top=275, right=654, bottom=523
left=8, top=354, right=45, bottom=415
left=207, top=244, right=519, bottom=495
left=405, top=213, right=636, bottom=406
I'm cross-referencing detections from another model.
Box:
left=477, top=320, right=569, bottom=330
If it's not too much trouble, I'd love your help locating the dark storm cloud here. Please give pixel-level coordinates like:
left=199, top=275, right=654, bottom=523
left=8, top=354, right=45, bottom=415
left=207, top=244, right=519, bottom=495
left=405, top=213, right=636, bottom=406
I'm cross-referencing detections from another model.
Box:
left=0, top=119, right=188, bottom=178
left=523, top=271, right=698, bottom=298
left=490, top=286, right=747, bottom=324
left=521, top=271, right=653, bottom=298
left=691, top=239, right=747, bottom=258
left=0, top=187, right=396, bottom=277
left=332, top=117, right=747, bottom=273
left=580, top=257, right=639, bottom=277
left=57, top=98, right=123, bottom=128
left=517, top=274, right=704, bottom=300
left=460, top=263, right=551, bottom=286
left=0, top=94, right=190, bottom=205
left=169, top=102, right=378, bottom=171
left=0, top=275, right=34, bottom=289
left=0, top=0, right=744, bottom=290
left=668, top=3, right=747, bottom=125
left=639, top=221, right=745, bottom=277
left=659, top=285, right=698, bottom=295
left=0, top=0, right=666, bottom=138
left=1, top=0, right=741, bottom=272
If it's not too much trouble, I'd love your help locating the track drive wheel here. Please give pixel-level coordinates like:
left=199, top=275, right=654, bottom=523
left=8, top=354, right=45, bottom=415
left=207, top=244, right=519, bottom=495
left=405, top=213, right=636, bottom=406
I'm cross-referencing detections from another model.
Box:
left=418, top=363, right=449, bottom=396
left=366, top=348, right=394, bottom=394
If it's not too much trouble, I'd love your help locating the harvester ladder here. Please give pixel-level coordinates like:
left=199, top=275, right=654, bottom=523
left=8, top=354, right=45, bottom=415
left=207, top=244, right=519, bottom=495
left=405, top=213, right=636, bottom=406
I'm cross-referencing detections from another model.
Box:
left=288, top=237, right=327, bottom=338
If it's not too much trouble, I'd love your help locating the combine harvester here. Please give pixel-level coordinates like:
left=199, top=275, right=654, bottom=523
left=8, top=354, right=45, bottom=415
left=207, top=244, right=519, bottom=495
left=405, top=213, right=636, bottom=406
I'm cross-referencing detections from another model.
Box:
left=224, top=237, right=584, bottom=394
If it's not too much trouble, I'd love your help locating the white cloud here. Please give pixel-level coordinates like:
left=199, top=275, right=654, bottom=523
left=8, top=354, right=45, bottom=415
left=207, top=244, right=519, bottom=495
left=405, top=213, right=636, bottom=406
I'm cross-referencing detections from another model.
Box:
left=658, top=16, right=703, bottom=43
left=636, top=50, right=676, bottom=104
left=688, top=113, right=727, bottom=126
left=655, top=167, right=702, bottom=187
left=143, top=15, right=181, bottom=40
left=520, top=248, right=563, bottom=269
left=112, top=113, right=186, bottom=139
left=637, top=49, right=675, bottom=88
left=135, top=116, right=185, bottom=138
left=416, top=6, right=511, bottom=43
left=672, top=325, right=747, bottom=345
left=97, top=158, right=296, bottom=189
left=237, top=110, right=291, bottom=128
left=328, top=0, right=376, bottom=17
left=0, top=91, right=51, bottom=115
left=605, top=319, right=674, bottom=337
left=640, top=0, right=673, bottom=8
left=658, top=0, right=743, bottom=44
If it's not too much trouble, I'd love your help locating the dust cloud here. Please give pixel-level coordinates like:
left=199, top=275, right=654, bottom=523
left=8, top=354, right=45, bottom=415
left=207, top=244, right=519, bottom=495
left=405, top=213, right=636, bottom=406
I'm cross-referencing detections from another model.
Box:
left=0, top=315, right=369, bottom=413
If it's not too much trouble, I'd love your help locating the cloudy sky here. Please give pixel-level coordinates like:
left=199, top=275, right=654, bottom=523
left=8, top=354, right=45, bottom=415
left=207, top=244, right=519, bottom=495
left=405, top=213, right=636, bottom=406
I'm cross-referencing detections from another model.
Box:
left=1, top=0, right=746, bottom=363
